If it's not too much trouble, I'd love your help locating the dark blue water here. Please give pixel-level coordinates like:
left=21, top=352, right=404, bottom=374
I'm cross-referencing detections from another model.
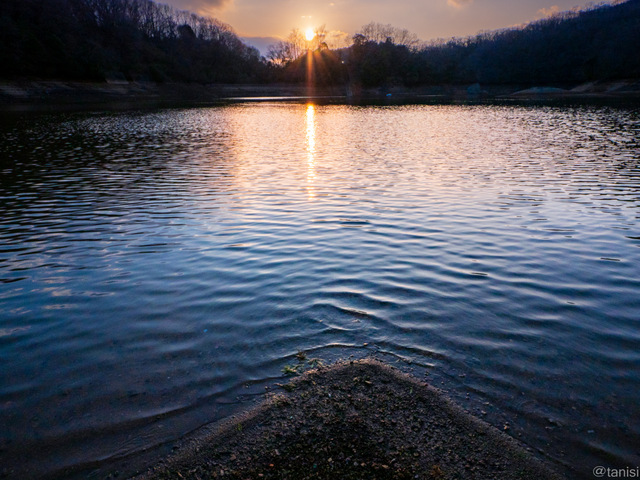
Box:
left=1, top=103, right=639, bottom=478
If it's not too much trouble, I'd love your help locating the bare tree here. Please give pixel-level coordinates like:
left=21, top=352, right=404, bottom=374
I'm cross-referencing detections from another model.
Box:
left=267, top=26, right=329, bottom=64
left=357, top=22, right=420, bottom=48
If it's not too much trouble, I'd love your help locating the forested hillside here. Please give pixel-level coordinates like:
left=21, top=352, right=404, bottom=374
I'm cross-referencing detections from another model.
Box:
left=0, top=0, right=267, bottom=82
left=276, top=0, right=640, bottom=88
left=415, top=0, right=640, bottom=86
left=1, top=0, right=639, bottom=88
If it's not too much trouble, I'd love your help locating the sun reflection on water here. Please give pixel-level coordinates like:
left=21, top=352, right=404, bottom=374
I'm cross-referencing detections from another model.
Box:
left=306, top=103, right=316, bottom=200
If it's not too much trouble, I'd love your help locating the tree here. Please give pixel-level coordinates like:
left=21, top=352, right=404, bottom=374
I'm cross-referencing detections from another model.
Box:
left=357, top=22, right=420, bottom=48
left=267, top=25, right=329, bottom=65
left=0, top=0, right=268, bottom=82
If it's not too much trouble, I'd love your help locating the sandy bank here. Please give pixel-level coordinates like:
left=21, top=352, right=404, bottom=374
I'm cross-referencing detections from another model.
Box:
left=2, top=80, right=639, bottom=111
left=0, top=81, right=345, bottom=109
left=137, top=360, right=561, bottom=479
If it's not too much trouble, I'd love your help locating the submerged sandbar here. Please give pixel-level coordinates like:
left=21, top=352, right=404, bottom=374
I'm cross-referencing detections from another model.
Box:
left=137, top=360, right=561, bottom=479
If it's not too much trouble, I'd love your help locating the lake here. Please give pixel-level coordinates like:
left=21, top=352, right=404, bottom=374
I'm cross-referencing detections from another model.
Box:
left=1, top=102, right=639, bottom=478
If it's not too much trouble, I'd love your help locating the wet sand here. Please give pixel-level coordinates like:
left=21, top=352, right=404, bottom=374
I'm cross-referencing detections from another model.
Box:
left=136, top=360, right=562, bottom=479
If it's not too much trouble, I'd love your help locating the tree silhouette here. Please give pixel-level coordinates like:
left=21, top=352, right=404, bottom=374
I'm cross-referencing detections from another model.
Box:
left=0, top=0, right=266, bottom=83
left=2, top=0, right=639, bottom=88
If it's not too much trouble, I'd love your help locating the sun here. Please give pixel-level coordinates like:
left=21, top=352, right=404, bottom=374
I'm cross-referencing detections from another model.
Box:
left=304, top=28, right=315, bottom=42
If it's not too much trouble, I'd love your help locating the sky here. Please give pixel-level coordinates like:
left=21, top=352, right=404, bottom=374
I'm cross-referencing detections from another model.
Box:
left=163, top=0, right=602, bottom=46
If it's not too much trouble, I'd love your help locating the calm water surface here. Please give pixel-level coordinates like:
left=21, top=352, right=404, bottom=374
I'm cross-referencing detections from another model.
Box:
left=1, top=103, right=639, bottom=478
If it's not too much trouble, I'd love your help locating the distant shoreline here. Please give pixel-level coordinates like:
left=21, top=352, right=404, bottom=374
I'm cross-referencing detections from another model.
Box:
left=1, top=79, right=639, bottom=111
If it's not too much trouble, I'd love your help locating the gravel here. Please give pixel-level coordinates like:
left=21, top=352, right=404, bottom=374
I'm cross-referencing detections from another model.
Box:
left=137, top=359, right=562, bottom=480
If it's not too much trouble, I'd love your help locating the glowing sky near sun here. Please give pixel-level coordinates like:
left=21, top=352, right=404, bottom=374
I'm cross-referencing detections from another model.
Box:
left=163, top=0, right=608, bottom=41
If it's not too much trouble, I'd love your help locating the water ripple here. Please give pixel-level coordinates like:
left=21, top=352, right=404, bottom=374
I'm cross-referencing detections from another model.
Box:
left=1, top=103, right=639, bottom=478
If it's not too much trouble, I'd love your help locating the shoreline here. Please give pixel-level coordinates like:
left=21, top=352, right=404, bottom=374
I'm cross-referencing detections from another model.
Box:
left=134, top=359, right=562, bottom=479
left=1, top=80, right=639, bottom=111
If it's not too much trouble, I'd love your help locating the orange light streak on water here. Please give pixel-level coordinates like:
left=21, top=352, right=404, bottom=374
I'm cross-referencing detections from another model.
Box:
left=305, top=104, right=316, bottom=200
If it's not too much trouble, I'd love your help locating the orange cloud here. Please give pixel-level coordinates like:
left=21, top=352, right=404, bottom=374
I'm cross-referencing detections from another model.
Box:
left=171, top=0, right=233, bottom=14
left=447, top=0, right=473, bottom=8
left=538, top=5, right=560, bottom=17
left=325, top=30, right=351, bottom=48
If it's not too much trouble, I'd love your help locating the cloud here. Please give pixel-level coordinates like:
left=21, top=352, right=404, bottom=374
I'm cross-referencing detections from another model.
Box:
left=169, top=0, right=233, bottom=14
left=325, top=30, right=351, bottom=48
left=538, top=5, right=560, bottom=17
left=447, top=0, right=473, bottom=8
left=241, top=36, right=281, bottom=55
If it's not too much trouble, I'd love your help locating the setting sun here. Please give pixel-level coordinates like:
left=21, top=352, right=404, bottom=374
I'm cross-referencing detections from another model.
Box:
left=304, top=28, right=315, bottom=41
